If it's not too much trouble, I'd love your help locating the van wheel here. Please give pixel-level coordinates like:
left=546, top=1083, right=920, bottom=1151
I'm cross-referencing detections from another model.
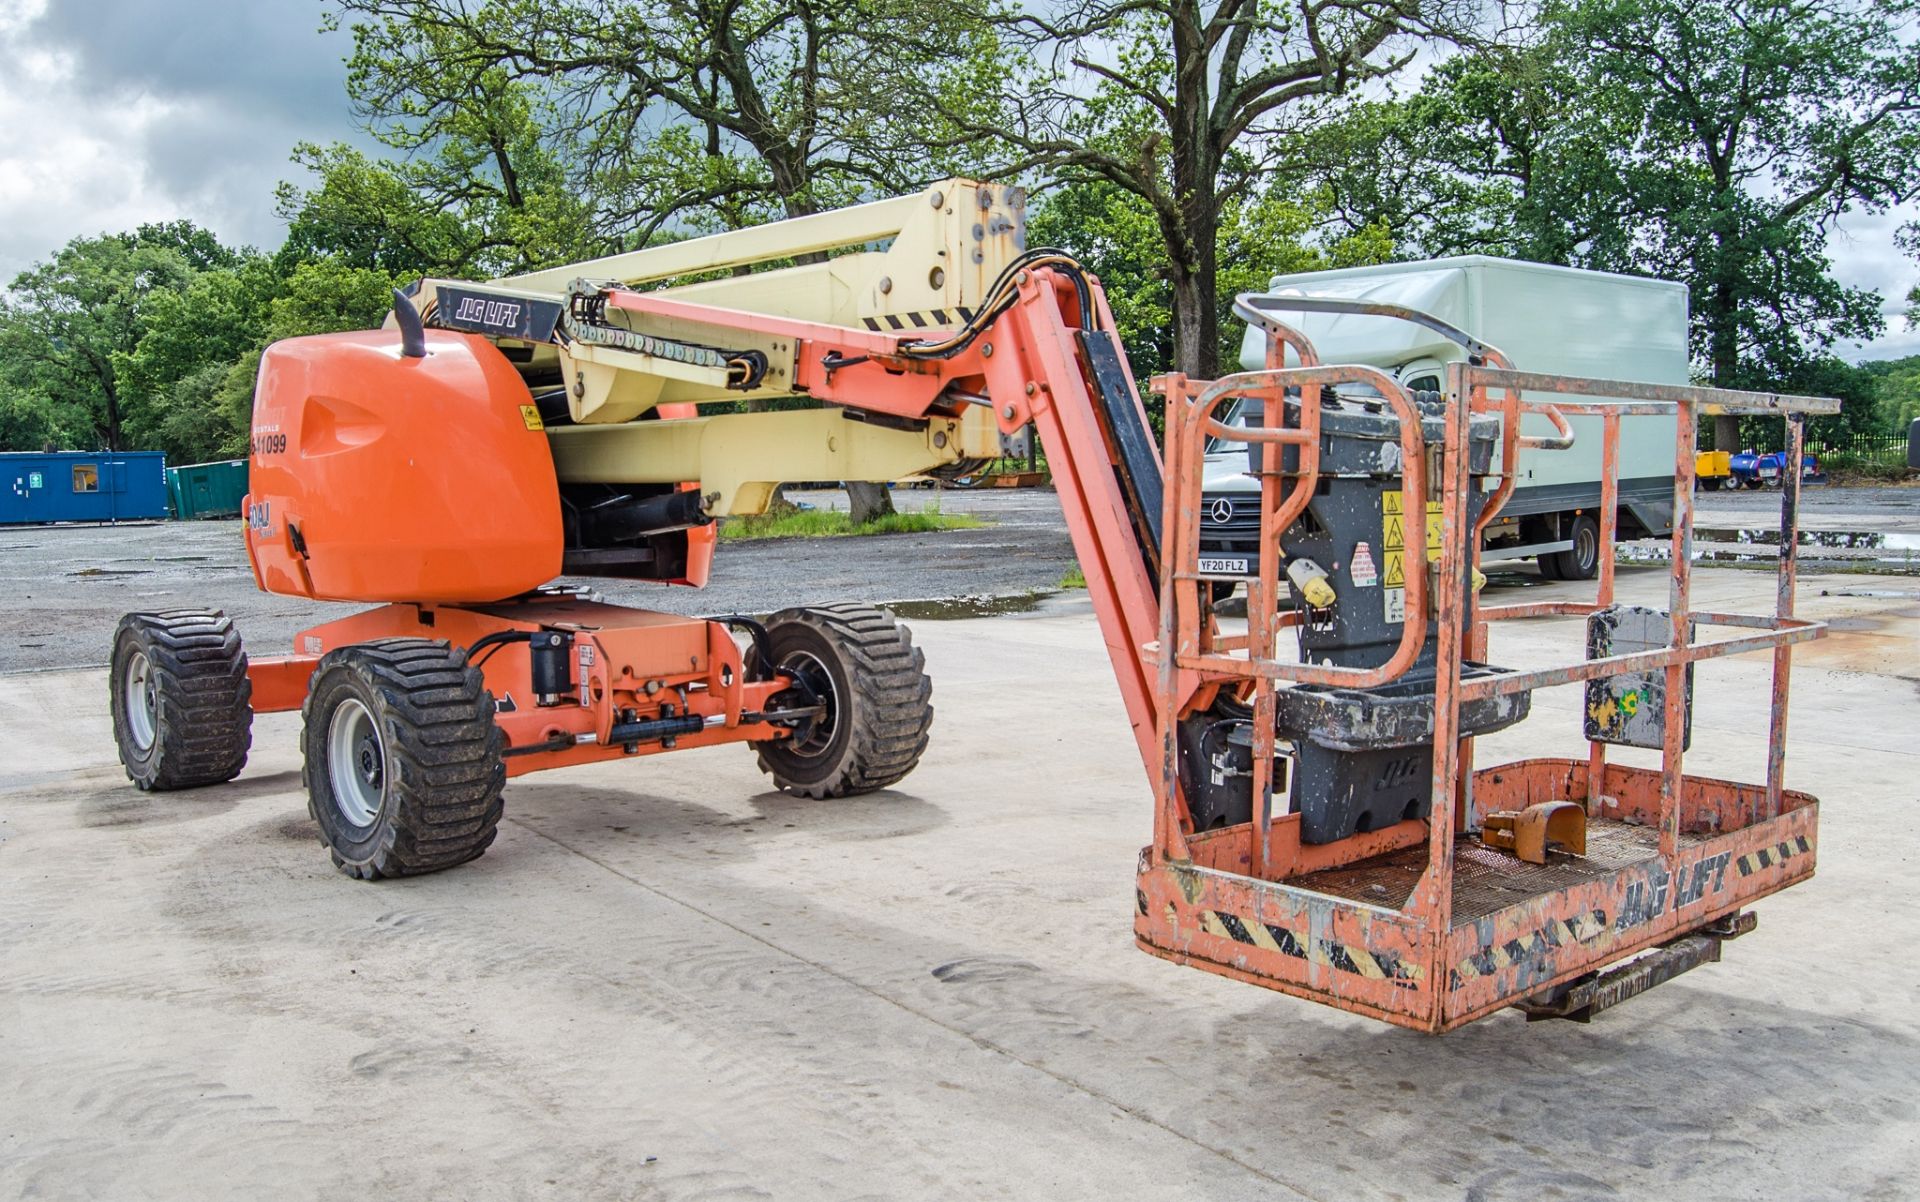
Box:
left=303, top=639, right=505, bottom=880
left=110, top=610, right=252, bottom=790
left=1546, top=514, right=1601, bottom=581
left=752, top=605, right=933, bottom=799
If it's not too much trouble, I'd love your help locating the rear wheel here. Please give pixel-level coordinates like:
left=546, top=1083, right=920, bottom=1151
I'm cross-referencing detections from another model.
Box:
left=1545, top=513, right=1601, bottom=581
left=1699, top=476, right=1724, bottom=491
left=110, top=610, right=252, bottom=790
left=752, top=605, right=933, bottom=799
left=303, top=639, right=505, bottom=880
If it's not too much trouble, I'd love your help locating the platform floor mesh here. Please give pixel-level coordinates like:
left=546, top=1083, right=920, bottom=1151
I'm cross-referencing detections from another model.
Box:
left=1290, top=817, right=1706, bottom=924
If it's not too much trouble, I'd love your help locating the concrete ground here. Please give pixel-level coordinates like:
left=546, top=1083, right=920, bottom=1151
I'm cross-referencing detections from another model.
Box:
left=2, top=562, right=1917, bottom=1200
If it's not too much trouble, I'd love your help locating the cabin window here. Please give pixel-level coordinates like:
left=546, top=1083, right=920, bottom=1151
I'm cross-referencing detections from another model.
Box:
left=72, top=464, right=99, bottom=493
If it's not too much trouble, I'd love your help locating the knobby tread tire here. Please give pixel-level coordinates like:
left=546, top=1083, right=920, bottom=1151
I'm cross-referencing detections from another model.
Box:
left=111, top=609, right=252, bottom=790
left=753, top=604, right=933, bottom=799
left=302, top=638, right=505, bottom=880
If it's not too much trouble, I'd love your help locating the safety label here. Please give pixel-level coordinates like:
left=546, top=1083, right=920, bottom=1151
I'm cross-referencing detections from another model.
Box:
left=1381, top=490, right=1442, bottom=621
left=1350, top=541, right=1378, bottom=587
left=519, top=404, right=546, bottom=431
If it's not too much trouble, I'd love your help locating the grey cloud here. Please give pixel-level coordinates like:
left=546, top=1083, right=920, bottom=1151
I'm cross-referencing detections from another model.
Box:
left=25, top=0, right=352, bottom=121
left=0, top=0, right=367, bottom=276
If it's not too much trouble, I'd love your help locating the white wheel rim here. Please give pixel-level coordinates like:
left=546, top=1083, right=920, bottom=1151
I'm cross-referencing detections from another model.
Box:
left=124, top=650, right=157, bottom=752
left=327, top=698, right=386, bottom=828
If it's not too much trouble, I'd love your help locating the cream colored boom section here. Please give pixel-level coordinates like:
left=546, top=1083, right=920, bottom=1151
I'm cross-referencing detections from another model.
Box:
left=478, top=179, right=1028, bottom=422
left=546, top=405, right=1004, bottom=515
left=506, top=191, right=931, bottom=292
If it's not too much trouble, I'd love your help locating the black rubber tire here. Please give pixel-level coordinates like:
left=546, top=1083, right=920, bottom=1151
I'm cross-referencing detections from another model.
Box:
left=302, top=639, right=505, bottom=880
left=1699, top=476, right=1723, bottom=491
left=110, top=610, right=252, bottom=790
left=1206, top=580, right=1238, bottom=605
left=752, top=605, right=933, bottom=799
left=1546, top=513, right=1601, bottom=581
left=1536, top=550, right=1564, bottom=580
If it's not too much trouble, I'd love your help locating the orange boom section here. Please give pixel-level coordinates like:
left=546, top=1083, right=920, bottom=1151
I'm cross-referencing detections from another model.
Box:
left=245, top=329, right=562, bottom=603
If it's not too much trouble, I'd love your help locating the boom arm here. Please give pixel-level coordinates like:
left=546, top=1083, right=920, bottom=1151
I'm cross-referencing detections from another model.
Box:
left=408, top=180, right=1172, bottom=766
left=556, top=261, right=1172, bottom=765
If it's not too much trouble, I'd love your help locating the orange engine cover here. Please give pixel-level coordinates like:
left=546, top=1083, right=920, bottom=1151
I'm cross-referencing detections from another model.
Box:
left=245, top=329, right=562, bottom=603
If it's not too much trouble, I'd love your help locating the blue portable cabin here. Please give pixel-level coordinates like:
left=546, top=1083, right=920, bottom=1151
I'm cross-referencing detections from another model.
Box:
left=0, top=451, right=169, bottom=525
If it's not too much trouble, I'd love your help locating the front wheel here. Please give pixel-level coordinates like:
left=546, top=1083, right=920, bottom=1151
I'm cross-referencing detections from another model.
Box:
left=752, top=605, right=933, bottom=799
left=110, top=610, right=252, bottom=790
left=303, top=639, right=505, bottom=880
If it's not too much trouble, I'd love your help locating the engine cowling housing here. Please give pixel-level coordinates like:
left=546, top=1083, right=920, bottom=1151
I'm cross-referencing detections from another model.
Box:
left=245, top=329, right=563, bottom=604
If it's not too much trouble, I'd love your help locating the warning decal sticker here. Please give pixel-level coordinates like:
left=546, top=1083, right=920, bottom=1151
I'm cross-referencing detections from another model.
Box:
left=1382, top=490, right=1442, bottom=621
left=1351, top=541, right=1378, bottom=587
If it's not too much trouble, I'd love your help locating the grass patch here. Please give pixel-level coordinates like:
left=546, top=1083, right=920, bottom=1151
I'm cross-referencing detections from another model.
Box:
left=1059, top=565, right=1086, bottom=589
left=719, top=500, right=987, bottom=541
left=1825, top=463, right=1916, bottom=485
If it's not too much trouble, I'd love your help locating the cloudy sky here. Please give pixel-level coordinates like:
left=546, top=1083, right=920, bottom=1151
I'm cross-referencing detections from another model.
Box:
left=1, top=0, right=1916, bottom=360
left=0, top=0, right=368, bottom=272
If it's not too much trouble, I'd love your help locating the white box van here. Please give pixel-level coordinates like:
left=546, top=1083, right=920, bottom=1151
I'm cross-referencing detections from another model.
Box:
left=1200, top=256, right=1687, bottom=581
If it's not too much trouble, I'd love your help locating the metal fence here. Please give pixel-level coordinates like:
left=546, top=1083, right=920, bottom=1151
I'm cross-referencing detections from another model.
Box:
left=1804, top=430, right=1910, bottom=470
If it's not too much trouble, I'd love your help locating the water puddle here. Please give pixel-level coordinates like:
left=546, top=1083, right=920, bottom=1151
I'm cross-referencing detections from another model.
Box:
left=1694, top=527, right=1920, bottom=551
left=1618, top=527, right=1920, bottom=574
left=889, top=592, right=1055, bottom=620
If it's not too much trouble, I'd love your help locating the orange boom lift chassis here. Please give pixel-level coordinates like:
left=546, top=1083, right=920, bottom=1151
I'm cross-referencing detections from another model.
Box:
left=109, top=180, right=1837, bottom=1030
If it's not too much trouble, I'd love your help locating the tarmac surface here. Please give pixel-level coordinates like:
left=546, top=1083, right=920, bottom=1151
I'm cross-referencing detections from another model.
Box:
left=0, top=488, right=1075, bottom=675
left=2, top=550, right=1917, bottom=1199
left=1, top=482, right=1915, bottom=675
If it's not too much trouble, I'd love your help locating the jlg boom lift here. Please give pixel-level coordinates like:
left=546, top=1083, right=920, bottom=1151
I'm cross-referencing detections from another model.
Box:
left=109, top=180, right=1836, bottom=1032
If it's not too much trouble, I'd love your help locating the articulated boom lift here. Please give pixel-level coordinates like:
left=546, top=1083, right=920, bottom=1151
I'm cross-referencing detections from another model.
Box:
left=110, top=179, right=1836, bottom=1031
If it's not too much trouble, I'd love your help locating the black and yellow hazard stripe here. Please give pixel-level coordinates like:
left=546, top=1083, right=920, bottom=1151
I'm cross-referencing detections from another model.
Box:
left=1450, top=909, right=1609, bottom=991
left=862, top=307, right=976, bottom=332
left=1735, top=835, right=1811, bottom=877
left=1198, top=909, right=1424, bottom=985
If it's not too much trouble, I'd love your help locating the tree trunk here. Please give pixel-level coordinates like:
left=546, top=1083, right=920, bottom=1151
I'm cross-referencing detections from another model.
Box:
left=1167, top=175, right=1222, bottom=380
left=1707, top=249, right=1742, bottom=452
left=846, top=481, right=895, bottom=525
left=104, top=385, right=122, bottom=452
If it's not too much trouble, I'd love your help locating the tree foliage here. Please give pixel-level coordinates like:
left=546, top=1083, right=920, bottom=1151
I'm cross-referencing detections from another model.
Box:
left=0, top=227, right=203, bottom=451
left=333, top=0, right=1002, bottom=239
left=1298, top=0, right=1920, bottom=409
left=1032, top=180, right=1392, bottom=402
left=965, top=0, right=1450, bottom=379
left=5, top=0, right=1919, bottom=466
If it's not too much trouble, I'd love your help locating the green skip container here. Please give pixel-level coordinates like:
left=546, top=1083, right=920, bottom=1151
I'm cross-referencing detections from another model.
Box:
left=166, top=458, right=250, bottom=520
